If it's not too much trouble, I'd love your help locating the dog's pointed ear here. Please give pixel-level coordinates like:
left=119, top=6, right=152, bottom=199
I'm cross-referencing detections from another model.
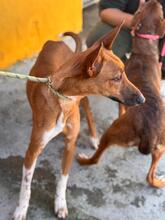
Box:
left=87, top=43, right=104, bottom=77
left=81, top=42, right=104, bottom=78
left=131, top=10, right=143, bottom=36
left=79, top=21, right=124, bottom=78
left=96, top=20, right=125, bottom=50
left=156, top=19, right=165, bottom=38
left=108, top=20, right=125, bottom=49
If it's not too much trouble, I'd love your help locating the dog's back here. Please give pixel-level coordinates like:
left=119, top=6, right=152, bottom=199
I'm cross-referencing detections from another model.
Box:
left=26, top=33, right=81, bottom=107
left=30, top=33, right=81, bottom=78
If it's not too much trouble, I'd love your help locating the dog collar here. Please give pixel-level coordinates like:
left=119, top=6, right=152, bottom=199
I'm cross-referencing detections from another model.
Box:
left=136, top=33, right=160, bottom=40
left=135, top=32, right=165, bottom=69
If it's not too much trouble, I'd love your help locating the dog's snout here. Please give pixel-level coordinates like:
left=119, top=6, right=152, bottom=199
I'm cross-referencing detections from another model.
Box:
left=122, top=92, right=145, bottom=106
left=107, top=93, right=145, bottom=106
left=135, top=94, right=145, bottom=104
left=129, top=93, right=145, bottom=106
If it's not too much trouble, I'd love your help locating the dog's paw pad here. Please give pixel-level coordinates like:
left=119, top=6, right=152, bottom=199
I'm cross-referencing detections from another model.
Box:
left=56, top=208, right=68, bottom=219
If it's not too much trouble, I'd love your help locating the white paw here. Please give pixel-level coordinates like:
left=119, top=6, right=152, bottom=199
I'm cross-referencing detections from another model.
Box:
left=12, top=206, right=27, bottom=220
left=55, top=196, right=68, bottom=219
left=157, top=175, right=165, bottom=181
left=90, top=136, right=99, bottom=149
left=78, top=153, right=89, bottom=160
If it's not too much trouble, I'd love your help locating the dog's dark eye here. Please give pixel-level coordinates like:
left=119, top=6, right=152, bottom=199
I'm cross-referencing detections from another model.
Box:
left=111, top=74, right=122, bottom=82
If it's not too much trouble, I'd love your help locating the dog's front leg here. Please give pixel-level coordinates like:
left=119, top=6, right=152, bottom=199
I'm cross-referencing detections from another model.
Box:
left=147, top=145, right=165, bottom=188
left=13, top=112, right=65, bottom=220
left=77, top=115, right=134, bottom=166
left=55, top=111, right=80, bottom=219
left=77, top=129, right=110, bottom=166
left=12, top=137, right=45, bottom=220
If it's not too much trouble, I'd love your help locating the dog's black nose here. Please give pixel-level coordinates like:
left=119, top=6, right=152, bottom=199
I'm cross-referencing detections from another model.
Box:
left=136, top=94, right=145, bottom=104
left=123, top=93, right=145, bottom=106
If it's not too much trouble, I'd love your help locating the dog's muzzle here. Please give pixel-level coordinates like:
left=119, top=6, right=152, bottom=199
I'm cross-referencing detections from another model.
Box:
left=124, top=94, right=145, bottom=106
left=108, top=94, right=145, bottom=106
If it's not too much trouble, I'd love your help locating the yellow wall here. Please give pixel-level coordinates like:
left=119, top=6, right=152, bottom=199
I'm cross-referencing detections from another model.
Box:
left=0, top=0, right=82, bottom=68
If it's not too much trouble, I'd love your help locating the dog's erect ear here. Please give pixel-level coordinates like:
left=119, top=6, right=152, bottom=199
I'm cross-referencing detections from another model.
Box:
left=131, top=10, right=143, bottom=36
left=59, top=23, right=124, bottom=79
left=156, top=19, right=165, bottom=38
left=96, top=20, right=125, bottom=50
left=107, top=20, right=125, bottom=49
left=81, top=43, right=104, bottom=78
left=87, top=43, right=104, bottom=77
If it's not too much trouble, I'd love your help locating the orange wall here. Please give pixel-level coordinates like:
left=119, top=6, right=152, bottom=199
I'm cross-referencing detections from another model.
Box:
left=0, top=0, right=82, bottom=68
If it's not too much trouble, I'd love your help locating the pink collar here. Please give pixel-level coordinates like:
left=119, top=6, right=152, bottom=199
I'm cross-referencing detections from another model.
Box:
left=135, top=32, right=165, bottom=69
left=136, top=33, right=160, bottom=40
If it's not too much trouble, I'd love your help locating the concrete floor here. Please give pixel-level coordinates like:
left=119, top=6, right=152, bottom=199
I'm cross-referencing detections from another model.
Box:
left=1, top=4, right=165, bottom=220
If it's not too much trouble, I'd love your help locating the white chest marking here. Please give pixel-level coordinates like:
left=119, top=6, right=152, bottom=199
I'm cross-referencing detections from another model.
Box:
left=42, top=112, right=65, bottom=146
left=68, top=96, right=77, bottom=101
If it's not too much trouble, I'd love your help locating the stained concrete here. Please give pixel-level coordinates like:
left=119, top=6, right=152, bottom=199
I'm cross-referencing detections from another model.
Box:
left=1, top=4, right=165, bottom=220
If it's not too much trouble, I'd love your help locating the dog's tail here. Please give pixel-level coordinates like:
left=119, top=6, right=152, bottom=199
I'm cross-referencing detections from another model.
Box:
left=63, top=32, right=82, bottom=52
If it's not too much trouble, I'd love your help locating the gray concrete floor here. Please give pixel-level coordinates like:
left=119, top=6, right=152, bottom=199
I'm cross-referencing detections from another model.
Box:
left=1, top=4, right=165, bottom=220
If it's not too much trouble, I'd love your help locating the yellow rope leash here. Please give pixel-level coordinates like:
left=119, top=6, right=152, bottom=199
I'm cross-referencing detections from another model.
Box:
left=0, top=70, right=48, bottom=83
left=0, top=70, right=70, bottom=101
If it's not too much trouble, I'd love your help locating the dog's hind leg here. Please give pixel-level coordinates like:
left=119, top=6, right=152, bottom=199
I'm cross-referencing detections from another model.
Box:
left=81, top=97, right=99, bottom=149
left=147, top=145, right=165, bottom=188
left=77, top=114, right=135, bottom=166
left=55, top=109, right=80, bottom=219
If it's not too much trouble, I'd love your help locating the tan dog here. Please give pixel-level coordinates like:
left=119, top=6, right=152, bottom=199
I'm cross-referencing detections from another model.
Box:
left=12, top=23, right=144, bottom=220
left=77, top=0, right=165, bottom=189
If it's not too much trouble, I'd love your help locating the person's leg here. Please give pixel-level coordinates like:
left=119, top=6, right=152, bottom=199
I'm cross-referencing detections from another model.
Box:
left=86, top=21, right=132, bottom=60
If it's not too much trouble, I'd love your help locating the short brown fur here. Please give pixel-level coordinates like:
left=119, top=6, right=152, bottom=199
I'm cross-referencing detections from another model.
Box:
left=77, top=0, right=165, bottom=189
left=13, top=24, right=144, bottom=220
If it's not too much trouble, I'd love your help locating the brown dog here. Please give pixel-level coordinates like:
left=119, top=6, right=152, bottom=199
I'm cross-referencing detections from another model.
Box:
left=12, top=23, right=144, bottom=220
left=78, top=0, right=165, bottom=188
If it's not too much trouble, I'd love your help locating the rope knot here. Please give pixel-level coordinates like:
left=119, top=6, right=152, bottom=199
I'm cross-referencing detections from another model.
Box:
left=46, top=76, right=70, bottom=100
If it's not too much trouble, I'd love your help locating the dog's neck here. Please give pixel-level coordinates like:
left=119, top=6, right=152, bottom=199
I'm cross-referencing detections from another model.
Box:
left=131, top=35, right=162, bottom=104
left=132, top=36, right=159, bottom=60
left=49, top=62, right=95, bottom=98
left=59, top=77, right=98, bottom=97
